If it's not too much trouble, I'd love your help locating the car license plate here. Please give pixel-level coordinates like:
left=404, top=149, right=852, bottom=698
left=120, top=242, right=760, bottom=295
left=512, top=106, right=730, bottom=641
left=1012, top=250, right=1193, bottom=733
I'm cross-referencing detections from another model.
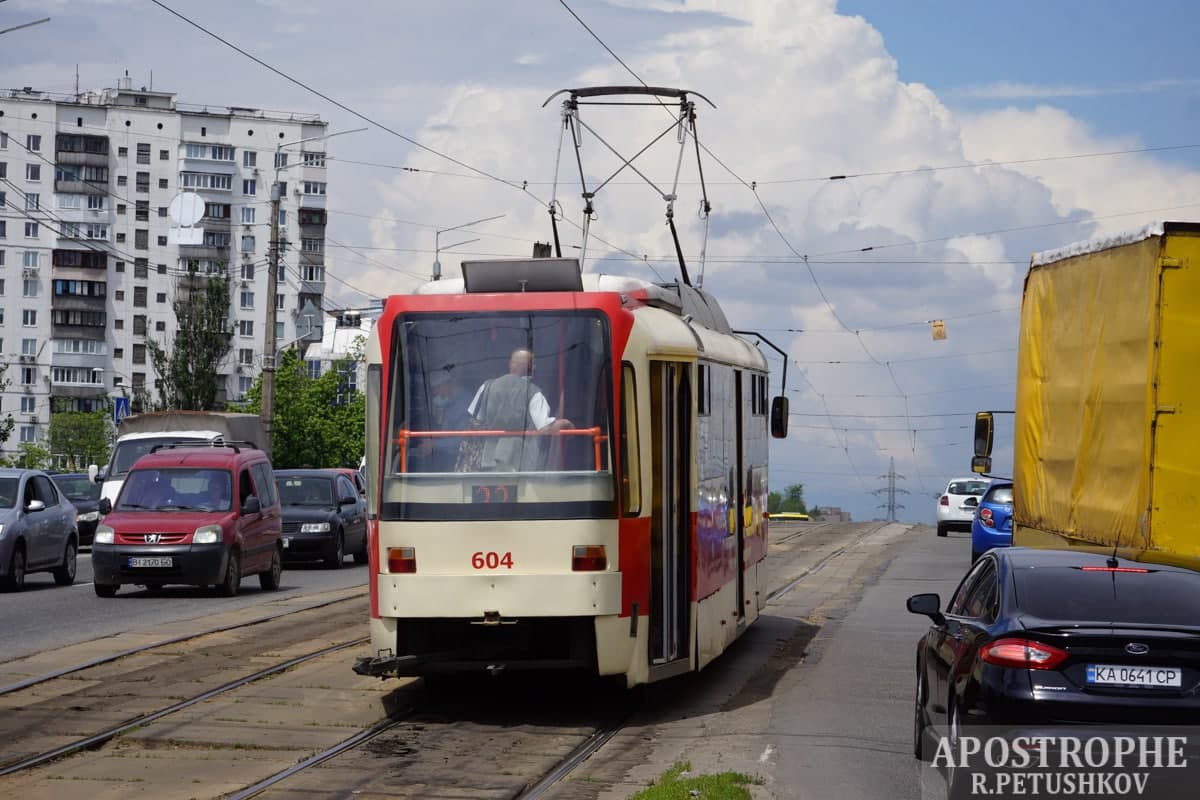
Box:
left=128, top=556, right=173, bottom=568
left=282, top=537, right=290, bottom=549
left=1087, top=664, right=1181, bottom=688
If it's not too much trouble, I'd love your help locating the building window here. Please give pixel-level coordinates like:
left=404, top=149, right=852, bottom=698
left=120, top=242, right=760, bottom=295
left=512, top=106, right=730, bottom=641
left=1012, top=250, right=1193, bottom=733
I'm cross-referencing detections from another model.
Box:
left=243, top=151, right=257, bottom=168
left=135, top=171, right=150, bottom=192
left=241, top=235, right=255, bottom=252
left=240, top=262, right=255, bottom=280
left=157, top=235, right=167, bottom=246
left=158, top=178, right=168, bottom=189
left=115, top=261, right=125, bottom=272
left=21, top=338, right=36, bottom=356
left=133, top=315, right=147, bottom=335
left=238, top=376, right=253, bottom=397
left=136, top=143, right=151, bottom=164
left=114, top=348, right=123, bottom=359
left=159, top=149, right=170, bottom=160
left=156, top=320, right=165, bottom=332
left=274, top=152, right=288, bottom=169
left=115, top=290, right=125, bottom=301
left=58, top=194, right=80, bottom=210
left=0, top=221, right=5, bottom=238
left=0, top=190, right=6, bottom=207
left=303, top=181, right=326, bottom=195
left=239, top=319, right=254, bottom=337
left=300, top=264, right=324, bottom=282
left=242, top=179, right=256, bottom=196
left=302, top=151, right=326, bottom=167
left=22, top=278, right=38, bottom=298
left=21, top=366, right=35, bottom=385
left=20, top=426, right=36, bottom=443
left=117, top=175, right=127, bottom=186
left=24, top=222, right=38, bottom=238
left=205, top=202, right=230, bottom=219
left=239, top=348, right=254, bottom=366
left=0, top=132, right=6, bottom=149
left=114, top=319, right=124, bottom=330
left=88, top=195, right=105, bottom=210
left=306, top=360, right=322, bottom=379
left=118, top=146, right=128, bottom=157
left=22, top=251, right=38, bottom=268
left=180, top=172, right=231, bottom=190
left=156, top=292, right=166, bottom=304
left=132, top=344, right=146, bottom=364
left=24, top=193, right=38, bottom=211
left=26, top=134, right=41, bottom=152
left=240, top=290, right=254, bottom=309
left=135, top=229, right=149, bottom=250
left=133, top=286, right=147, bottom=307
left=136, top=200, right=149, bottom=221
left=22, top=309, right=37, bottom=327
left=278, top=209, right=287, bottom=226
left=117, top=204, right=126, bottom=215
left=276, top=293, right=285, bottom=310
left=241, top=207, right=256, bottom=224
left=158, top=206, right=168, bottom=218
left=20, top=396, right=35, bottom=414
left=26, top=163, right=40, bottom=181
left=301, top=238, right=323, bottom=253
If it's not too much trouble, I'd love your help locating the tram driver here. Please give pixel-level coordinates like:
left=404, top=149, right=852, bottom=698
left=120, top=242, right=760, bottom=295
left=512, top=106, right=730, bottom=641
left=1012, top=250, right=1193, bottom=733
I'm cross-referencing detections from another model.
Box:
left=465, top=348, right=573, bottom=471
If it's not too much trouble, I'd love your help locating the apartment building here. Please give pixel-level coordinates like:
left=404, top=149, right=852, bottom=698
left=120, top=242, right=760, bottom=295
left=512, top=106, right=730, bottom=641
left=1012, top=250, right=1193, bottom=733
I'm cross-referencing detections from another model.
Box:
left=0, top=79, right=330, bottom=455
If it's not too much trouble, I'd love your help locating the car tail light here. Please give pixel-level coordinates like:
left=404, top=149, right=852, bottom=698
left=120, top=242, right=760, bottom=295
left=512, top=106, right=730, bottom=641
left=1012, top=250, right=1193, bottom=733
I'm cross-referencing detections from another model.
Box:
left=387, top=547, right=416, bottom=574
left=980, top=508, right=994, bottom=528
left=939, top=495, right=949, bottom=506
left=1080, top=566, right=1150, bottom=573
left=980, top=638, right=1069, bottom=670
left=572, top=545, right=607, bottom=571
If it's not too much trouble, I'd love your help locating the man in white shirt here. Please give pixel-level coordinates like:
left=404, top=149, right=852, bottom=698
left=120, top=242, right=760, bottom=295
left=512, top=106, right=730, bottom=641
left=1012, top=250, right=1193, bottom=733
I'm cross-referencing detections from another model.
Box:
left=468, top=348, right=572, bottom=470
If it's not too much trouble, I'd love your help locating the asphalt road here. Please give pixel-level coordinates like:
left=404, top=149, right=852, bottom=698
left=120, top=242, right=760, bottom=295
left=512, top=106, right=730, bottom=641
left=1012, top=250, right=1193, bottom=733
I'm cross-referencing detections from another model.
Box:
left=769, top=526, right=971, bottom=799
left=0, top=547, right=369, bottom=663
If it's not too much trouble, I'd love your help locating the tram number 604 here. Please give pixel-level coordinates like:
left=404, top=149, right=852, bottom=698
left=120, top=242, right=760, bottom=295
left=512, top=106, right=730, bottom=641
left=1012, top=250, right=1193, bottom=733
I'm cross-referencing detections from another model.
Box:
left=472, top=551, right=514, bottom=570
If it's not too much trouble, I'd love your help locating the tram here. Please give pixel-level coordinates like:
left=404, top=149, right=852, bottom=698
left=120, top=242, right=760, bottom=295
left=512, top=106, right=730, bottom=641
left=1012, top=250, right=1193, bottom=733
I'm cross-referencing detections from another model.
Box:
left=352, top=86, right=789, bottom=686
left=353, top=257, right=789, bottom=686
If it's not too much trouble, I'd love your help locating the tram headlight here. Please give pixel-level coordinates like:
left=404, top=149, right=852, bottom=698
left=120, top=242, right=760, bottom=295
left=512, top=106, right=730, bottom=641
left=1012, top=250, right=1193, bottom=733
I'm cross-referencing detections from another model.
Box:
left=572, top=545, right=607, bottom=571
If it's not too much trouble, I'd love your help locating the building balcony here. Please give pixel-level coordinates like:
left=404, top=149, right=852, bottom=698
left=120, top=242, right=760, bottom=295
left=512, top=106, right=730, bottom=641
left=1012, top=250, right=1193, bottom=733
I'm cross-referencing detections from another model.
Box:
left=55, top=150, right=110, bottom=167
left=51, top=323, right=106, bottom=341
left=202, top=216, right=232, bottom=231
left=54, top=179, right=108, bottom=195
left=50, top=383, right=107, bottom=399
left=299, top=250, right=324, bottom=265
left=299, top=279, right=325, bottom=295
left=297, top=192, right=326, bottom=209
left=177, top=158, right=238, bottom=176
left=178, top=244, right=231, bottom=261
left=51, top=294, right=107, bottom=311
left=299, top=223, right=326, bottom=238
left=53, top=249, right=109, bottom=270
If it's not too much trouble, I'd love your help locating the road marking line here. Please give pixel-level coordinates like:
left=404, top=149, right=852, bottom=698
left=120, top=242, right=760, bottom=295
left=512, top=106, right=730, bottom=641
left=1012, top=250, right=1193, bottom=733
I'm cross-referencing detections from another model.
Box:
left=759, top=744, right=775, bottom=763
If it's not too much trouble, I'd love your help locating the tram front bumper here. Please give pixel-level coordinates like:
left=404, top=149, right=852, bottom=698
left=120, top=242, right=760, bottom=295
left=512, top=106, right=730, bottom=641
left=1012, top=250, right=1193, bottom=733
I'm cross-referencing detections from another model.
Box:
left=374, top=572, right=623, bottom=618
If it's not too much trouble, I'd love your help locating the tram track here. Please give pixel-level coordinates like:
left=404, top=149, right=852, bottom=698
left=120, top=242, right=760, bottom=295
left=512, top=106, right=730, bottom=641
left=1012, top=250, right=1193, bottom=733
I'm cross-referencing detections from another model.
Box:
left=0, top=589, right=366, bottom=696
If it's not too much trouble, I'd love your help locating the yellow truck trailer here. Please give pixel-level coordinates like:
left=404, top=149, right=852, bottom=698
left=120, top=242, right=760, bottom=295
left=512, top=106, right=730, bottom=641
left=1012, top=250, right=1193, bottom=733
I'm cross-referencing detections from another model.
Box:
left=974, top=221, right=1200, bottom=569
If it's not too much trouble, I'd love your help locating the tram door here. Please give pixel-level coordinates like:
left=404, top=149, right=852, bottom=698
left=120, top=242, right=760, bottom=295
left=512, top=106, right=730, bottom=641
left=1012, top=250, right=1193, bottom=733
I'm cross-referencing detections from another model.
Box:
left=649, top=361, right=691, bottom=665
left=734, top=371, right=746, bottom=622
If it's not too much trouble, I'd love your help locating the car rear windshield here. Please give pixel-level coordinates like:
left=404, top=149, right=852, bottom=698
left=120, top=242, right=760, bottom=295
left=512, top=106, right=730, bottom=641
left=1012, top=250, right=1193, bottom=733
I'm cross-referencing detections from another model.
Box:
left=948, top=480, right=989, bottom=496
left=985, top=486, right=1013, bottom=504
left=1014, top=567, right=1200, bottom=626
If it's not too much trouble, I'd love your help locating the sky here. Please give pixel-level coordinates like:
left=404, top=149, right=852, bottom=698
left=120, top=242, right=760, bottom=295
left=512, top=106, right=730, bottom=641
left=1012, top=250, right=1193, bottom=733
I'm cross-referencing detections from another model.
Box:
left=2, top=0, right=1199, bottom=522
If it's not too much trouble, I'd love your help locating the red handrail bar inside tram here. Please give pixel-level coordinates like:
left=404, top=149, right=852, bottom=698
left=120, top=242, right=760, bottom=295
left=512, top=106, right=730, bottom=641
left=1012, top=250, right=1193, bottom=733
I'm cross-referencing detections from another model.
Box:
left=394, top=427, right=608, bottom=472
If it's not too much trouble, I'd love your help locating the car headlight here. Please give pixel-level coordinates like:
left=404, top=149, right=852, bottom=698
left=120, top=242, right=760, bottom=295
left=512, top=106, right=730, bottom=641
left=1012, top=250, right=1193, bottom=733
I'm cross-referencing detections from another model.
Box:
left=94, top=525, right=115, bottom=545
left=300, top=522, right=331, bottom=533
left=78, top=511, right=100, bottom=522
left=193, top=525, right=222, bottom=544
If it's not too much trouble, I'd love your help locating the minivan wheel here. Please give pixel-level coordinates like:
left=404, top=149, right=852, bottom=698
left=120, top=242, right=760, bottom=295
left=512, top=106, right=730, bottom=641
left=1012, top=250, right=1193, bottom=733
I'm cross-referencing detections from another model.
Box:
left=1, top=544, right=26, bottom=592
left=259, top=547, right=282, bottom=591
left=936, top=523, right=948, bottom=538
left=324, top=532, right=344, bottom=569
left=94, top=583, right=119, bottom=598
left=217, top=550, right=241, bottom=597
left=53, top=538, right=78, bottom=586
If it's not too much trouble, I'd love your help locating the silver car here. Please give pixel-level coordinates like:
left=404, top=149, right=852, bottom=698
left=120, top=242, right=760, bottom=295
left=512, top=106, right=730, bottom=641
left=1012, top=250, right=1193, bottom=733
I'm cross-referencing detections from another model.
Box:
left=0, top=469, right=80, bottom=591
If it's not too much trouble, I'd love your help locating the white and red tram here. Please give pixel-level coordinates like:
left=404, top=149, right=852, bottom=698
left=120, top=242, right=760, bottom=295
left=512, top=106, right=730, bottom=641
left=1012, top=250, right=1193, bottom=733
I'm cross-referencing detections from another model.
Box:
left=354, top=257, right=787, bottom=687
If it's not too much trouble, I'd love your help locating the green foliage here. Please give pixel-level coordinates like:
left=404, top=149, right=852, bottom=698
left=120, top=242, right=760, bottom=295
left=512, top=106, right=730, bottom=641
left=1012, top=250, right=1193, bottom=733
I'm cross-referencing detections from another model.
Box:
left=13, top=440, right=52, bottom=470
left=628, top=761, right=763, bottom=800
left=769, top=483, right=806, bottom=514
left=47, top=406, right=113, bottom=470
left=235, top=348, right=365, bottom=469
left=0, top=364, right=14, bottom=453
left=146, top=270, right=234, bottom=410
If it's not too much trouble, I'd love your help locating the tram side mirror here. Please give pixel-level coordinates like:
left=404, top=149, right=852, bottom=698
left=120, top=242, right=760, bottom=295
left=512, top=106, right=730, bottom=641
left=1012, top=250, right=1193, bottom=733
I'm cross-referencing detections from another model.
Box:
left=972, top=455, right=992, bottom=475
left=770, top=396, right=789, bottom=439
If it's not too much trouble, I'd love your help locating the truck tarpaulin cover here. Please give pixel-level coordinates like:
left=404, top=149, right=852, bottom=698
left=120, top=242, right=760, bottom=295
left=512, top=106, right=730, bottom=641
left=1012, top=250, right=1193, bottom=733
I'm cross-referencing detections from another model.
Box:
left=1015, top=224, right=1200, bottom=568
left=116, top=411, right=270, bottom=457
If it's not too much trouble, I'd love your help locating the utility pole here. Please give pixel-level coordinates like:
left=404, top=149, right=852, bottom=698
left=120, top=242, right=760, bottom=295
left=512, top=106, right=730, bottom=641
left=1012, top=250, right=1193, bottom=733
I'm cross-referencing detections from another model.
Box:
left=260, top=127, right=365, bottom=442
left=874, top=456, right=910, bottom=522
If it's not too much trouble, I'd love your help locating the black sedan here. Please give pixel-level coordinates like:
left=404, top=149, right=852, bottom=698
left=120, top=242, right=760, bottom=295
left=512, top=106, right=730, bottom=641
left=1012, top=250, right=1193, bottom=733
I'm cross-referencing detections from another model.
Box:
left=275, top=469, right=367, bottom=568
left=909, top=546, right=1200, bottom=754
left=50, top=472, right=102, bottom=546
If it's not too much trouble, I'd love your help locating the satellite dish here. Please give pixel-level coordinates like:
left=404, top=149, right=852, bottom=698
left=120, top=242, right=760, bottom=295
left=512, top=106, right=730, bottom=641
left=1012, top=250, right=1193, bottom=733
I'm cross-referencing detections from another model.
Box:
left=168, top=192, right=205, bottom=226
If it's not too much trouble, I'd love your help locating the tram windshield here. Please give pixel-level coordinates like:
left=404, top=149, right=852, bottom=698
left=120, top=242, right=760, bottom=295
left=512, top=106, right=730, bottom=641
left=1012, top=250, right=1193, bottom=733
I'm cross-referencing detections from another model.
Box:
left=381, top=310, right=615, bottom=521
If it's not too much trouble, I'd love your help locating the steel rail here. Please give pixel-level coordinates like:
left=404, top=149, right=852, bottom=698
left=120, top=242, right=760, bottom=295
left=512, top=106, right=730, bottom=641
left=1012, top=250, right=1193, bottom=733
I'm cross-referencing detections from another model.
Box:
left=0, top=636, right=368, bottom=777
left=0, top=591, right=365, bottom=696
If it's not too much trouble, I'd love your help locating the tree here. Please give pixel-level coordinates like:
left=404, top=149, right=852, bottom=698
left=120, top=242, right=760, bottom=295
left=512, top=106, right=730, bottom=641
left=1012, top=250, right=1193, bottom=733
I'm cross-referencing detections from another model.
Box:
left=235, top=346, right=365, bottom=469
left=14, top=440, right=51, bottom=470
left=0, top=364, right=15, bottom=458
left=769, top=483, right=807, bottom=514
left=146, top=269, right=234, bottom=410
left=47, top=405, right=112, bottom=471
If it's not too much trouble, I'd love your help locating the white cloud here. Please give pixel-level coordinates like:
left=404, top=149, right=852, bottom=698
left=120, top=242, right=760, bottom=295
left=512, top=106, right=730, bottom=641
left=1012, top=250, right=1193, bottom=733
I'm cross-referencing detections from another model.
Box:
left=947, top=78, right=1200, bottom=100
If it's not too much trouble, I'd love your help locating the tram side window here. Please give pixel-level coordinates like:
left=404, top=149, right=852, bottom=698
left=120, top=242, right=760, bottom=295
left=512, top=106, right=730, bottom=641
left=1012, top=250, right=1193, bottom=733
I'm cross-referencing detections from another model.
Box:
left=620, top=363, right=641, bottom=515
left=697, top=363, right=710, bottom=416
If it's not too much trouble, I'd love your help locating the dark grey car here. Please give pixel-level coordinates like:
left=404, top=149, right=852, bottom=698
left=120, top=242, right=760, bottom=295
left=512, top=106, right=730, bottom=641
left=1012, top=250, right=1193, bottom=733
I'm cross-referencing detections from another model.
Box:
left=0, top=469, right=80, bottom=590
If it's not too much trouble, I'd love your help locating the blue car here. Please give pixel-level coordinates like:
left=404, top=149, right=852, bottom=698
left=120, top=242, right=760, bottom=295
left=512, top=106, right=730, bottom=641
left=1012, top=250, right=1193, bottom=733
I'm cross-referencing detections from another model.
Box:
left=970, top=479, right=1013, bottom=562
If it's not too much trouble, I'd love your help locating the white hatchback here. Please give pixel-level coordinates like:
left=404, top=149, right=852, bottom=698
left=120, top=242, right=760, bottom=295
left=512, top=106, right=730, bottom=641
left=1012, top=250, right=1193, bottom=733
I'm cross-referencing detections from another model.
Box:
left=936, top=477, right=990, bottom=537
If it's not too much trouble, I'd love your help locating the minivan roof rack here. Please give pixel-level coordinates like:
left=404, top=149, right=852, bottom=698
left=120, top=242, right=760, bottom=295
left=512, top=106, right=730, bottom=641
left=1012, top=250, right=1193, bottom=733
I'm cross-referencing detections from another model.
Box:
left=149, top=440, right=259, bottom=455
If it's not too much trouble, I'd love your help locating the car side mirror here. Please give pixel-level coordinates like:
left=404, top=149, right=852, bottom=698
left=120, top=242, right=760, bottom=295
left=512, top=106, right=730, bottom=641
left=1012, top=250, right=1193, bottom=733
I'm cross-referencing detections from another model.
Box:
left=770, top=396, right=788, bottom=439
left=88, top=464, right=99, bottom=483
left=907, top=593, right=946, bottom=626
left=25, top=499, right=46, bottom=513
left=241, top=496, right=261, bottom=516
left=340, top=496, right=356, bottom=507
left=99, top=497, right=112, bottom=515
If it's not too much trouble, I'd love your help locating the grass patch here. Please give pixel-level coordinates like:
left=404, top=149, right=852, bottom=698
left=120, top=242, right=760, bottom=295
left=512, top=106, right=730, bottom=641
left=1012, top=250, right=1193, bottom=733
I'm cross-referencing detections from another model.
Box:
left=629, top=762, right=762, bottom=800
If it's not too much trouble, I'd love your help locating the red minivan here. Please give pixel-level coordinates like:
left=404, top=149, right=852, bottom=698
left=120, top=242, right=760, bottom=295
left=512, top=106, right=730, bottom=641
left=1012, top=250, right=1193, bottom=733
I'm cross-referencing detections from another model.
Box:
left=91, top=442, right=283, bottom=597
